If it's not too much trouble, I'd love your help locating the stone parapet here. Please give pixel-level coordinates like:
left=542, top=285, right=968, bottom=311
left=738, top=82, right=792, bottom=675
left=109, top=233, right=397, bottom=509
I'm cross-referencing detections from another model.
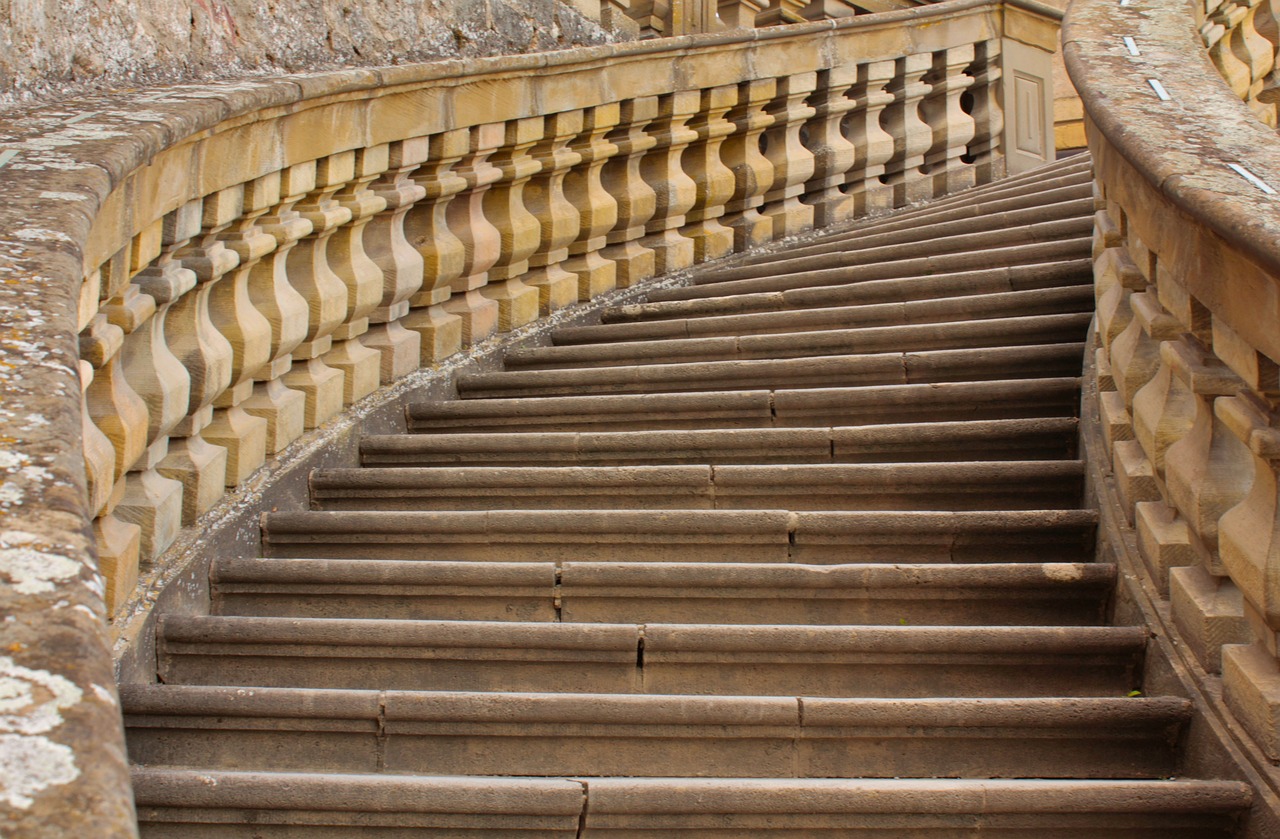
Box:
left=0, top=1, right=1060, bottom=832
left=1066, top=0, right=1280, bottom=812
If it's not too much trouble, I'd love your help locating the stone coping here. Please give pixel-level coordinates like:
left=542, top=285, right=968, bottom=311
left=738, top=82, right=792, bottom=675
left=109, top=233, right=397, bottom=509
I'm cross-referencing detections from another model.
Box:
left=1063, top=0, right=1280, bottom=283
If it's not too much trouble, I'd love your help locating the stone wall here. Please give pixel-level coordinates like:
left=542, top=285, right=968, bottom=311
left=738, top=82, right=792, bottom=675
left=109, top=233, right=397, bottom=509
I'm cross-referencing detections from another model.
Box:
left=0, top=0, right=618, bottom=106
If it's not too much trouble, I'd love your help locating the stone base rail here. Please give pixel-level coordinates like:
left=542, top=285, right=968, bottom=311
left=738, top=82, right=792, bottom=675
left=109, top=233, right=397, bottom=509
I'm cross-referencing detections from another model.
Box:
left=0, top=0, right=1059, bottom=833
left=1065, top=0, right=1280, bottom=812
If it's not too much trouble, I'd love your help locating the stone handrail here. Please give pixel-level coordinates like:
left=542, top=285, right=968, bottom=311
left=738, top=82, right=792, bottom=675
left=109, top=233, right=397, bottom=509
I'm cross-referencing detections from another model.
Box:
left=0, top=0, right=1059, bottom=832
left=1065, top=0, right=1280, bottom=784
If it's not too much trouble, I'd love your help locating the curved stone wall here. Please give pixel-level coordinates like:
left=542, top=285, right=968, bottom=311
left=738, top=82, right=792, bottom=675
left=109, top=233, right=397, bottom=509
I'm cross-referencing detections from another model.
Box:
left=1066, top=0, right=1280, bottom=827
left=0, top=0, right=1062, bottom=832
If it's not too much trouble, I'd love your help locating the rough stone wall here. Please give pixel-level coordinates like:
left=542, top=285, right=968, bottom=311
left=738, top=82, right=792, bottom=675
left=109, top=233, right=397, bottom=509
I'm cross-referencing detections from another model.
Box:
left=0, top=0, right=619, bottom=106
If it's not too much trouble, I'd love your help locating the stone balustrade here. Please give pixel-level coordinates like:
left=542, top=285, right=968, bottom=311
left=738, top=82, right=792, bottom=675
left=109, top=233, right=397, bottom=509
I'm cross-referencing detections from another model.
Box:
left=1065, top=0, right=1280, bottom=795
left=0, top=0, right=1059, bottom=832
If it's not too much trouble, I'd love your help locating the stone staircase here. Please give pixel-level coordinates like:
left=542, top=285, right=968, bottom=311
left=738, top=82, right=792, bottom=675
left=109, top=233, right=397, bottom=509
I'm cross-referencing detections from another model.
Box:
left=123, top=154, right=1254, bottom=836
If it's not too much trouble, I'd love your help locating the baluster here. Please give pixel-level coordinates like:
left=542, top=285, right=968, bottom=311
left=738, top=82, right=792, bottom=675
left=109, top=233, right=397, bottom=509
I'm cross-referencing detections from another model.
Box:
left=166, top=196, right=238, bottom=523
left=441, top=123, right=503, bottom=345
left=479, top=117, right=543, bottom=331
left=680, top=84, right=738, bottom=264
left=600, top=97, right=660, bottom=287
left=81, top=316, right=144, bottom=612
left=241, top=165, right=314, bottom=454
left=801, top=66, right=859, bottom=228
left=760, top=73, right=817, bottom=238
left=107, top=220, right=193, bottom=563
left=841, top=60, right=897, bottom=217
left=402, top=130, right=467, bottom=359
left=324, top=145, right=390, bottom=403
left=640, top=90, right=701, bottom=274
left=1132, top=340, right=1199, bottom=481
left=718, top=0, right=766, bottom=27
left=721, top=79, right=776, bottom=249
left=204, top=181, right=274, bottom=483
left=563, top=103, right=622, bottom=302
left=755, top=0, right=805, bottom=25
left=920, top=44, right=978, bottom=197
left=1162, top=344, right=1252, bottom=673
left=961, top=41, right=1005, bottom=184
left=283, top=152, right=357, bottom=428
left=362, top=140, right=426, bottom=382
left=523, top=110, right=587, bottom=313
left=880, top=53, right=935, bottom=206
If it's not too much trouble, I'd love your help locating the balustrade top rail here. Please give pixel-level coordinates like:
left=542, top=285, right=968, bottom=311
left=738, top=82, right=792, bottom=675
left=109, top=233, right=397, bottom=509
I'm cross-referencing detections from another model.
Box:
left=0, top=1, right=1060, bottom=833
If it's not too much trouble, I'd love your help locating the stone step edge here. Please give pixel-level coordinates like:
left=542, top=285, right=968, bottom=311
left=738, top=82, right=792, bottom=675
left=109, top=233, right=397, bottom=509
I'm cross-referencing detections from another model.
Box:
left=132, top=769, right=1251, bottom=817
left=361, top=416, right=1079, bottom=462
left=122, top=683, right=1188, bottom=729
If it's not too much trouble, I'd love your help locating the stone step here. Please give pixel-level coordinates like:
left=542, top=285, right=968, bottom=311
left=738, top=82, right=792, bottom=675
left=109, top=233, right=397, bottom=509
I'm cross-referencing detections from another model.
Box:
left=737, top=157, right=1093, bottom=263
left=505, top=312, right=1093, bottom=370
left=123, top=686, right=1186, bottom=779
left=703, top=201, right=1095, bottom=283
left=309, top=461, right=1086, bottom=513
left=737, top=182, right=1094, bottom=267
left=131, top=771, right=1250, bottom=839
left=559, top=278, right=1093, bottom=344
left=261, top=508, right=1098, bottom=564
left=455, top=342, right=1086, bottom=399
left=645, top=236, right=1092, bottom=303
left=603, top=258, right=1091, bottom=326
left=210, top=559, right=1113, bottom=625
left=361, top=417, right=1079, bottom=467
left=156, top=616, right=1146, bottom=697
left=408, top=377, right=1082, bottom=434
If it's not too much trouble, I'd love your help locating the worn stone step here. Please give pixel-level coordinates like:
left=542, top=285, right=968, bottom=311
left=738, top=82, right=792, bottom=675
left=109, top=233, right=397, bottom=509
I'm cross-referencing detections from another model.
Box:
left=456, top=342, right=1086, bottom=399
left=573, top=777, right=1250, bottom=838
left=210, top=559, right=1113, bottom=625
left=558, top=280, right=1093, bottom=345
left=156, top=616, right=1146, bottom=697
left=703, top=201, right=1095, bottom=283
left=124, top=686, right=1186, bottom=779
left=645, top=236, right=1092, bottom=303
left=132, top=770, right=1249, bottom=839
left=261, top=509, right=1098, bottom=564
left=506, top=312, right=1093, bottom=370
left=361, top=417, right=1079, bottom=468
left=408, top=378, right=1082, bottom=434
left=735, top=159, right=1093, bottom=265
left=603, top=258, right=1091, bottom=325
left=309, top=461, right=1086, bottom=513
left=736, top=184, right=1094, bottom=267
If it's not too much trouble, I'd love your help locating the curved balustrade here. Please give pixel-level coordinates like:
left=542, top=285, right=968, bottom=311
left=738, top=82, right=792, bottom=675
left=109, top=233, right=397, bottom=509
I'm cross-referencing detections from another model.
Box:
left=1065, top=0, right=1280, bottom=807
left=0, top=0, right=1060, bottom=832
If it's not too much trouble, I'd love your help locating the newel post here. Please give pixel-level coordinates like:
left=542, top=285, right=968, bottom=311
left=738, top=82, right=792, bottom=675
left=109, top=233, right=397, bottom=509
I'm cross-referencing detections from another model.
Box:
left=998, top=0, right=1060, bottom=173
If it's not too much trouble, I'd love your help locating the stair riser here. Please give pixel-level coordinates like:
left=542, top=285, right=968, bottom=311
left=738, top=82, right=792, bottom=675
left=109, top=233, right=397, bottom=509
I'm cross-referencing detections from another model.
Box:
left=456, top=344, right=1087, bottom=399
left=359, top=426, right=1078, bottom=467
left=645, top=239, right=1092, bottom=303
left=126, top=724, right=1178, bottom=780
left=213, top=587, right=1109, bottom=626
left=156, top=651, right=1142, bottom=698
left=557, top=282, right=1094, bottom=344
left=602, top=260, right=1093, bottom=325
left=408, top=379, right=1083, bottom=434
left=736, top=193, right=1096, bottom=267
left=507, top=314, right=1094, bottom=370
